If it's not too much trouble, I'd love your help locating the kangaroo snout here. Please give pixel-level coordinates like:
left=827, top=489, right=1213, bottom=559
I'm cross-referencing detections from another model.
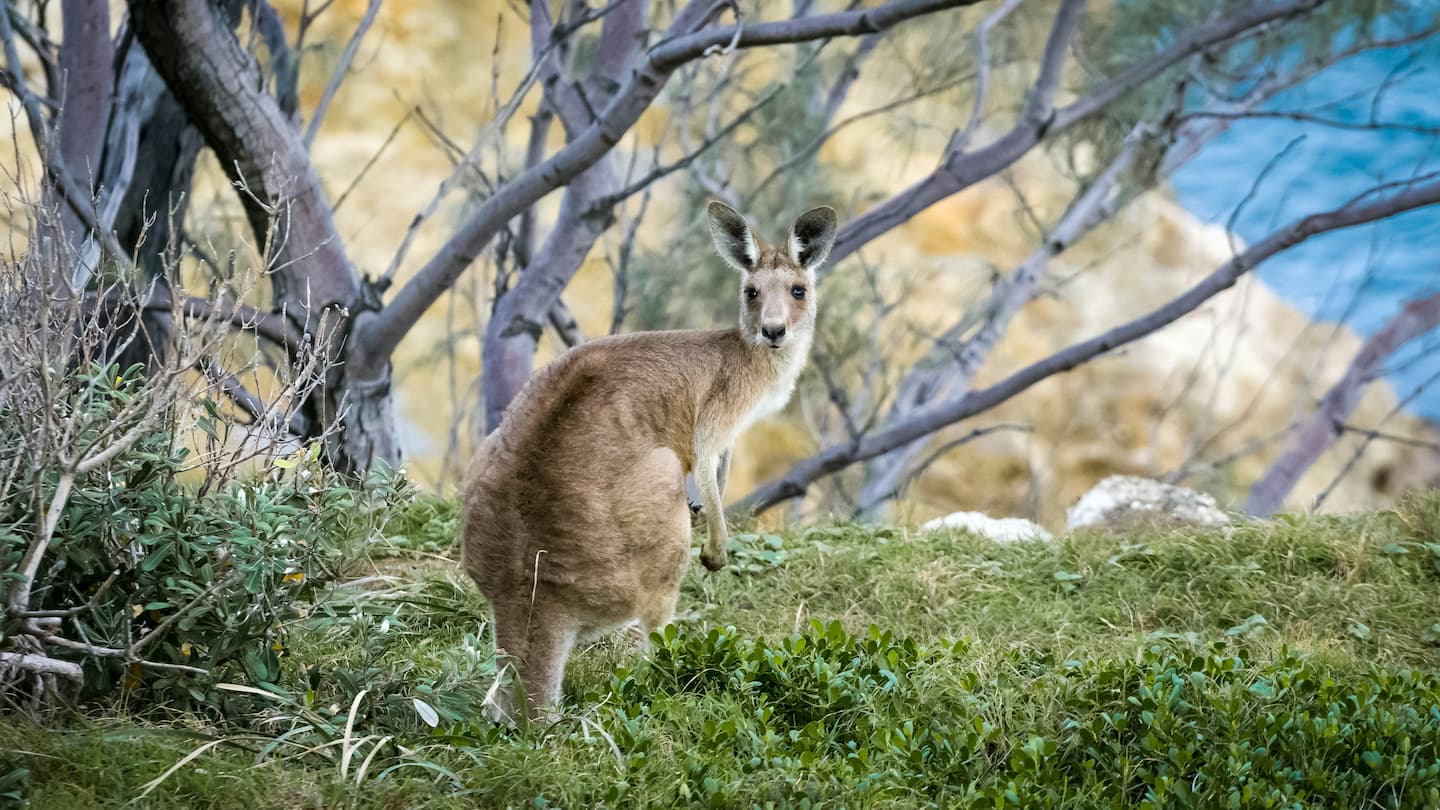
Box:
left=760, top=323, right=787, bottom=345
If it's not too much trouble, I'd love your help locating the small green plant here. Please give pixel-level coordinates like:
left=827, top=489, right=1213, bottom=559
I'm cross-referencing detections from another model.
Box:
left=0, top=767, right=27, bottom=808
left=720, top=532, right=791, bottom=574
left=375, top=494, right=460, bottom=555
left=1, top=361, right=410, bottom=712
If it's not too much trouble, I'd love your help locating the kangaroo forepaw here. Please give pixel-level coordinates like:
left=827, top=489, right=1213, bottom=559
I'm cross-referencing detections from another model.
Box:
left=689, top=500, right=703, bottom=515
left=700, top=547, right=727, bottom=572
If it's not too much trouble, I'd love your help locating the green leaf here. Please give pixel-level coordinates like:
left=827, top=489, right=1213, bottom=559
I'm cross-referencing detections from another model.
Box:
left=412, top=697, right=440, bottom=728
left=1225, top=614, right=1269, bottom=637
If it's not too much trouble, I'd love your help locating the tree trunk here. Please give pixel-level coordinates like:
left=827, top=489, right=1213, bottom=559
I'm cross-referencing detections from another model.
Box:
left=127, top=0, right=399, bottom=474
left=481, top=161, right=615, bottom=431
left=94, top=28, right=208, bottom=373
left=56, top=0, right=112, bottom=253
left=478, top=0, right=642, bottom=432
left=102, top=35, right=206, bottom=280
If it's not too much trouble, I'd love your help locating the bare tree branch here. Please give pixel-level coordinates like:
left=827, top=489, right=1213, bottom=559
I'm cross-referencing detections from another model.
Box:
left=95, top=288, right=302, bottom=347
left=854, top=122, right=1146, bottom=513
left=1245, top=288, right=1440, bottom=516
left=547, top=300, right=585, bottom=348
left=304, top=0, right=382, bottom=147
left=823, top=0, right=1327, bottom=274
left=1177, top=109, right=1440, bottom=136
left=739, top=170, right=1440, bottom=514
left=1311, top=363, right=1440, bottom=512
left=951, top=0, right=1022, bottom=152
left=823, top=31, right=881, bottom=123
left=363, top=0, right=984, bottom=370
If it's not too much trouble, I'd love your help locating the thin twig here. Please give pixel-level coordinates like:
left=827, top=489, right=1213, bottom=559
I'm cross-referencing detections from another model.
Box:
left=304, top=0, right=383, bottom=148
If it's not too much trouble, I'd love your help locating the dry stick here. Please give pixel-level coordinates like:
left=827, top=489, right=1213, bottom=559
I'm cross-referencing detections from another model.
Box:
left=745, top=69, right=975, bottom=206
left=821, top=30, right=881, bottom=123
left=119, top=288, right=301, bottom=347
left=19, top=569, right=121, bottom=619
left=304, top=0, right=383, bottom=148
left=129, top=573, right=240, bottom=658
left=608, top=183, right=654, bottom=335
left=332, top=110, right=410, bottom=214
left=0, top=652, right=83, bottom=682
left=6, top=472, right=74, bottom=614
left=1338, top=423, right=1440, bottom=453
left=738, top=171, right=1440, bottom=514
left=889, top=423, right=1033, bottom=500
left=1245, top=288, right=1440, bottom=516
left=1177, top=109, right=1440, bottom=136
left=198, top=357, right=271, bottom=424
left=25, top=630, right=208, bottom=676
left=951, top=0, right=1023, bottom=152
left=1311, top=363, right=1440, bottom=512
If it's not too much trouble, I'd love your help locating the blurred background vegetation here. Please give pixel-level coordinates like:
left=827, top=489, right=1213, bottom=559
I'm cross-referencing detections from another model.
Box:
left=197, top=0, right=1440, bottom=526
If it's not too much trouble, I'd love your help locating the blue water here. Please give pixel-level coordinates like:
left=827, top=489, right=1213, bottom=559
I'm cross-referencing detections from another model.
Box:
left=1170, top=28, right=1440, bottom=423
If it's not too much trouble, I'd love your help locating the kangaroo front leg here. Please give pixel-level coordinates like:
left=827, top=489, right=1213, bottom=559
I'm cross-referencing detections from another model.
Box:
left=697, top=453, right=729, bottom=571
left=716, top=448, right=731, bottom=498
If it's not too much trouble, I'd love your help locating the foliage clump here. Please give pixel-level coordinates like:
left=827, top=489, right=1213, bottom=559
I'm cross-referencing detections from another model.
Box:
left=0, top=362, right=406, bottom=711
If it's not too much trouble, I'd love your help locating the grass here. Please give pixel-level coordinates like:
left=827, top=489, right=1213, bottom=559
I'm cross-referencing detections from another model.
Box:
left=6, top=492, right=1440, bottom=808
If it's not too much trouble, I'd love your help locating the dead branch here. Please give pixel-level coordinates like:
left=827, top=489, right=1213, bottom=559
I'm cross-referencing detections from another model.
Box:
left=1245, top=288, right=1440, bottom=516
left=1177, top=109, right=1440, bottom=136
left=1311, top=364, right=1440, bottom=512
left=304, top=0, right=383, bottom=147
left=824, top=0, right=1327, bottom=274
left=363, top=0, right=985, bottom=370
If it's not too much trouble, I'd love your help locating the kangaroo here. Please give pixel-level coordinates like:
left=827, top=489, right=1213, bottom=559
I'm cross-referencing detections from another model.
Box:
left=460, top=201, right=837, bottom=723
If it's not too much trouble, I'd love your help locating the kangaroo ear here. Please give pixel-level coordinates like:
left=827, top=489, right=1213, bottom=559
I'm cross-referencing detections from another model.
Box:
left=788, top=206, right=837, bottom=269
left=707, top=201, right=758, bottom=272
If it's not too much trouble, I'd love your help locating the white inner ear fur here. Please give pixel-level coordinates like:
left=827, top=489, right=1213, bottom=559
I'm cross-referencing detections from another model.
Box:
left=787, top=229, right=805, bottom=266
left=739, top=229, right=759, bottom=268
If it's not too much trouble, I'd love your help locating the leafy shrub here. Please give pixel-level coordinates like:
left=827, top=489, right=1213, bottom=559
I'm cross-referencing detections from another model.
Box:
left=581, top=624, right=1440, bottom=808
left=1, top=364, right=411, bottom=711
left=373, top=494, right=461, bottom=555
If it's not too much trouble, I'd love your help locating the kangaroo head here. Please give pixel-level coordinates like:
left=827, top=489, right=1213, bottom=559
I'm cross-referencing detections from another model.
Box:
left=707, top=201, right=838, bottom=351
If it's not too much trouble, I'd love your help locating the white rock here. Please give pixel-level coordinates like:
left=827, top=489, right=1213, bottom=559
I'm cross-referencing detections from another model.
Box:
left=920, top=511, right=1053, bottom=543
left=1066, top=475, right=1228, bottom=531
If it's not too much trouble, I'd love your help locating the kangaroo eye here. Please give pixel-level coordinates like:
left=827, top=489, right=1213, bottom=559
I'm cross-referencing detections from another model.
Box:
left=791, top=286, right=806, bottom=300
left=745, top=287, right=758, bottom=300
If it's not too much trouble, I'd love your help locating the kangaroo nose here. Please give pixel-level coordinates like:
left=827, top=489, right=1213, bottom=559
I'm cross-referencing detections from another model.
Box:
left=761, top=324, right=786, bottom=342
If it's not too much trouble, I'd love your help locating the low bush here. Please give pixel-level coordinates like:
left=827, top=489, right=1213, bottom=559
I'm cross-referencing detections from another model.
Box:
left=1, top=362, right=412, bottom=712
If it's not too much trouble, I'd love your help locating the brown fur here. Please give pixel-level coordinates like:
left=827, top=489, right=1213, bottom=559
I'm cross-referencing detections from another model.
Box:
left=460, top=202, right=837, bottom=722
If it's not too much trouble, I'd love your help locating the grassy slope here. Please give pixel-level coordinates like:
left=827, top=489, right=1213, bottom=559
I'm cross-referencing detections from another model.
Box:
left=7, top=493, right=1440, bottom=808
